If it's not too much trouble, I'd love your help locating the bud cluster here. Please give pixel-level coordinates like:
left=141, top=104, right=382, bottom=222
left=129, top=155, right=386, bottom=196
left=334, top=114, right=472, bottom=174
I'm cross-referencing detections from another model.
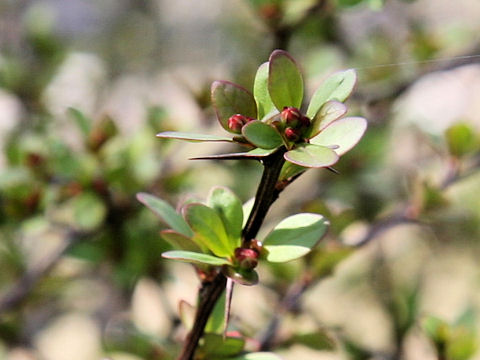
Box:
left=234, top=247, right=259, bottom=270
left=228, top=114, right=254, bottom=133
left=280, top=107, right=310, bottom=142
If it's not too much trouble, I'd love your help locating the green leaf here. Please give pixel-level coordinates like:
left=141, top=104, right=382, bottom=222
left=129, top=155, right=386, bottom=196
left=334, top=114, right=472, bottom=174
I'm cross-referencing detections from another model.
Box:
left=445, top=123, right=479, bottom=157
left=137, top=193, right=193, bottom=237
left=198, top=333, right=245, bottom=358
left=335, top=0, right=364, bottom=8
left=279, top=161, right=307, bottom=181
left=306, top=69, right=357, bottom=119
left=254, top=62, right=277, bottom=120
left=207, top=186, right=243, bottom=245
left=310, top=117, right=367, bottom=156
left=205, top=292, right=226, bottom=334
left=162, top=250, right=230, bottom=266
left=156, top=131, right=233, bottom=142
left=229, top=352, right=283, bottom=360
left=308, top=100, right=347, bottom=138
left=183, top=203, right=234, bottom=258
left=242, top=120, right=283, bottom=149
left=286, top=330, right=335, bottom=350
left=263, top=213, right=329, bottom=262
left=422, top=316, right=449, bottom=344
left=211, top=81, right=257, bottom=133
left=160, top=230, right=202, bottom=252
left=268, top=50, right=304, bottom=110
left=68, top=107, right=91, bottom=136
left=190, top=147, right=277, bottom=161
left=223, top=266, right=259, bottom=286
left=284, top=144, right=339, bottom=168
left=447, top=328, right=477, bottom=360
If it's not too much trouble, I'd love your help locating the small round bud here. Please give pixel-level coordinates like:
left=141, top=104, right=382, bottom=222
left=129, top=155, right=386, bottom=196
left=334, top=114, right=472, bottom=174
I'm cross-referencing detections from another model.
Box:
left=228, top=114, right=247, bottom=133
left=234, top=248, right=259, bottom=270
left=285, top=127, right=300, bottom=142
left=281, top=107, right=302, bottom=127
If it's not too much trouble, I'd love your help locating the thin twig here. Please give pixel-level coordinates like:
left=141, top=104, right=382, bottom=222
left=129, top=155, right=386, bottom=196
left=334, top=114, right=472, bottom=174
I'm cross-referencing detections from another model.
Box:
left=177, top=147, right=289, bottom=360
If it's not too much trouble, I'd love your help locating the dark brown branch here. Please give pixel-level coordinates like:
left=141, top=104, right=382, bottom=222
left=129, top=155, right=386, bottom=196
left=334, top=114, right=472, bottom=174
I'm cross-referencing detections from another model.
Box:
left=242, top=147, right=287, bottom=246
left=178, top=147, right=288, bottom=360
left=176, top=273, right=227, bottom=360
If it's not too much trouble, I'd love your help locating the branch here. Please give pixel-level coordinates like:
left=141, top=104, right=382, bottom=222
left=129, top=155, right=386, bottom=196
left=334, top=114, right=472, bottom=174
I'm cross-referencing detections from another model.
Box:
left=177, top=147, right=288, bottom=360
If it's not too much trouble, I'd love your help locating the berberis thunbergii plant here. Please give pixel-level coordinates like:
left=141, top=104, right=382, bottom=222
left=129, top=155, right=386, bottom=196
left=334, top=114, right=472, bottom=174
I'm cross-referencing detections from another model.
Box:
left=138, top=50, right=367, bottom=360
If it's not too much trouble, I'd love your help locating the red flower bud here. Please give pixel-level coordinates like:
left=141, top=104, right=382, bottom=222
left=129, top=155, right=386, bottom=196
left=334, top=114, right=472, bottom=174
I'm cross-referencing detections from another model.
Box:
left=234, top=248, right=259, bottom=270
left=281, top=107, right=302, bottom=127
left=228, top=114, right=247, bottom=133
left=227, top=114, right=254, bottom=133
left=285, top=127, right=301, bottom=142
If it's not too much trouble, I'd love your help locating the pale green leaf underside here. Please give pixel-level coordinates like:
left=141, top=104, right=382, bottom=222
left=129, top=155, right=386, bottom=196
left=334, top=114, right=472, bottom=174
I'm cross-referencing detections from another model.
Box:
left=268, top=50, right=304, bottom=110
left=279, top=161, right=307, bottom=182
left=310, top=116, right=367, bottom=156
left=183, top=203, right=234, bottom=258
left=162, top=250, right=230, bottom=266
left=306, top=69, right=357, bottom=119
left=229, top=352, right=283, bottom=360
left=207, top=186, right=243, bottom=244
left=254, top=62, right=277, bottom=120
left=284, top=144, right=339, bottom=168
left=242, top=120, right=283, bottom=149
left=156, top=131, right=233, bottom=142
left=137, top=193, right=193, bottom=237
left=263, top=213, right=329, bottom=263
left=211, top=81, right=257, bottom=133
left=309, top=100, right=347, bottom=138
left=160, top=230, right=201, bottom=252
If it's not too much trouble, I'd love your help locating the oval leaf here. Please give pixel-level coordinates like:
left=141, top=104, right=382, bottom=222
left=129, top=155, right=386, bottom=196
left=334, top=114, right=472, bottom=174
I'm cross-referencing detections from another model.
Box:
left=162, top=250, right=230, bottom=266
left=310, top=116, right=367, bottom=156
left=254, top=62, right=277, bottom=120
left=190, top=148, right=276, bottom=161
left=242, top=120, right=283, bottom=149
left=308, top=100, right=347, bottom=138
left=268, top=50, right=304, bottom=110
left=207, top=186, right=243, bottom=245
left=137, top=193, right=193, bottom=237
left=306, top=69, right=357, bottom=119
left=262, top=213, right=329, bottom=263
left=211, top=81, right=257, bottom=133
left=284, top=144, right=339, bottom=168
left=156, top=131, right=233, bottom=142
left=160, top=230, right=202, bottom=252
left=183, top=203, right=234, bottom=258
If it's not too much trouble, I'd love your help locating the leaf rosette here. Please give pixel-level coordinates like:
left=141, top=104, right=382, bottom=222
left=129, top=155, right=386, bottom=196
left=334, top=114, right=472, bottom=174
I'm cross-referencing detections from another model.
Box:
left=137, top=187, right=329, bottom=286
left=157, top=50, right=367, bottom=174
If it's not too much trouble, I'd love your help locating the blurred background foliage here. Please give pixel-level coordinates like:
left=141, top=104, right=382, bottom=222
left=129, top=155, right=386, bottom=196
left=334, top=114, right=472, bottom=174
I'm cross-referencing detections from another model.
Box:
left=1, top=0, right=480, bottom=359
